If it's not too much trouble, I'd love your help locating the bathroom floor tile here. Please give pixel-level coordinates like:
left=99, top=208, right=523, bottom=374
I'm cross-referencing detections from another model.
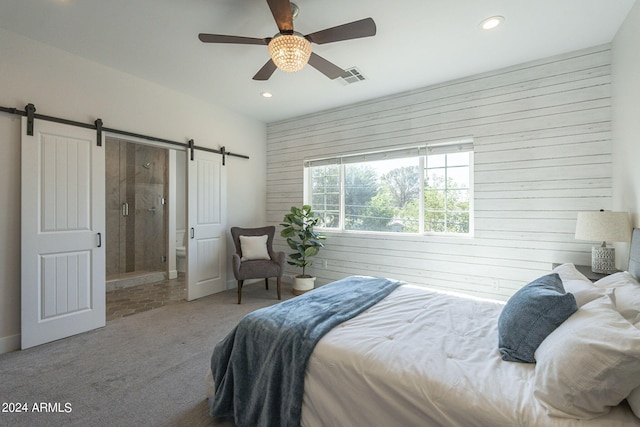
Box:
left=106, top=275, right=186, bottom=321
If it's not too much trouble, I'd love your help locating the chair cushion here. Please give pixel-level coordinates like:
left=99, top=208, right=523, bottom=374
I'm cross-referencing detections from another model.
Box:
left=237, top=259, right=281, bottom=280
left=240, top=235, right=270, bottom=261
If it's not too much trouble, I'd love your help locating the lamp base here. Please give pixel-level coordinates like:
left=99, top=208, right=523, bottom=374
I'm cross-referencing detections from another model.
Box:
left=591, top=246, right=616, bottom=274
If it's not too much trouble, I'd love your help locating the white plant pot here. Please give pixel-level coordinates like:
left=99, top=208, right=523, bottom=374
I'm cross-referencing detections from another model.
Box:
left=293, top=276, right=316, bottom=295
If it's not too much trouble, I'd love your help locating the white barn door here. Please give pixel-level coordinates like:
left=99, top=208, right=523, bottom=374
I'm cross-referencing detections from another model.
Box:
left=21, top=118, right=105, bottom=349
left=186, top=150, right=227, bottom=300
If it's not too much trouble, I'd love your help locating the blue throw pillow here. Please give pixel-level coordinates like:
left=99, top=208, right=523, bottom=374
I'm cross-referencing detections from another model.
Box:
left=498, top=273, right=577, bottom=363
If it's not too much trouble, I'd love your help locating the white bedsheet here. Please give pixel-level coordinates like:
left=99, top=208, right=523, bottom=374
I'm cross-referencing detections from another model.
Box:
left=301, top=284, right=639, bottom=427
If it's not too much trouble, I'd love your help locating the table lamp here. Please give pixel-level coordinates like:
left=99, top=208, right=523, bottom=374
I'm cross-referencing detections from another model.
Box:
left=575, top=210, right=631, bottom=273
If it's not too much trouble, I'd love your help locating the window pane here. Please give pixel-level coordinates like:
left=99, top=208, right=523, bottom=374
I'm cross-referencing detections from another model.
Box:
left=447, top=212, right=470, bottom=233
left=344, top=158, right=420, bottom=233
left=447, top=166, right=470, bottom=188
left=310, top=164, right=340, bottom=228
left=425, top=211, right=446, bottom=232
left=447, top=152, right=470, bottom=167
left=424, top=189, right=445, bottom=210
left=446, top=189, right=470, bottom=210
left=424, top=152, right=471, bottom=234
left=426, top=168, right=446, bottom=189
left=428, top=154, right=445, bottom=168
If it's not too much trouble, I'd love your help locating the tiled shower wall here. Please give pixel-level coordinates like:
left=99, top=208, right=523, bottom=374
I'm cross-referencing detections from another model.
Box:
left=105, top=138, right=167, bottom=278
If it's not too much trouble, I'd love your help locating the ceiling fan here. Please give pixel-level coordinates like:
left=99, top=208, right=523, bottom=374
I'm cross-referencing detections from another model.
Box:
left=198, top=0, right=376, bottom=81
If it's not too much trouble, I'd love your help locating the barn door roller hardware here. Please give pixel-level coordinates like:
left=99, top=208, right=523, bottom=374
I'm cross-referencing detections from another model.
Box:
left=0, top=103, right=250, bottom=163
left=187, top=140, right=241, bottom=166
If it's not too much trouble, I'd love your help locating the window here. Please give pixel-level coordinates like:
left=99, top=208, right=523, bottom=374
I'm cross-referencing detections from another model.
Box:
left=344, top=157, right=421, bottom=232
left=310, top=164, right=340, bottom=228
left=424, top=152, right=471, bottom=234
left=305, top=142, right=473, bottom=235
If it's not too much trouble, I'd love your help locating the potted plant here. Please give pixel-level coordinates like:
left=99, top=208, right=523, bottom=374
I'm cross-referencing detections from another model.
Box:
left=280, top=205, right=327, bottom=295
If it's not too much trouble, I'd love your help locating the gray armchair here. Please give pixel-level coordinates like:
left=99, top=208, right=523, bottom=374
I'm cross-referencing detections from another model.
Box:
left=230, top=226, right=285, bottom=304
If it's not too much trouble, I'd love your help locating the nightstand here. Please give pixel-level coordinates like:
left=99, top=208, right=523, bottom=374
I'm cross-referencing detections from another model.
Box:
left=552, top=263, right=619, bottom=283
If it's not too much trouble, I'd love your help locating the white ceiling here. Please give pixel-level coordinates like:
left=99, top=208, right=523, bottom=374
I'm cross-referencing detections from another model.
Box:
left=0, top=0, right=635, bottom=123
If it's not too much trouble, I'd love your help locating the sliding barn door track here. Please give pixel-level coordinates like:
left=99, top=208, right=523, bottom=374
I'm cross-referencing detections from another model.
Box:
left=0, top=103, right=249, bottom=164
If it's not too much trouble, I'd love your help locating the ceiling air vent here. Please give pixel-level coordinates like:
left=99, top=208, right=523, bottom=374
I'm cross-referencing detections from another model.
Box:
left=339, top=67, right=367, bottom=85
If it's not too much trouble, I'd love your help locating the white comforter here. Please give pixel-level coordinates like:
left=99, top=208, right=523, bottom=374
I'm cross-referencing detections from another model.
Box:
left=301, top=284, right=639, bottom=427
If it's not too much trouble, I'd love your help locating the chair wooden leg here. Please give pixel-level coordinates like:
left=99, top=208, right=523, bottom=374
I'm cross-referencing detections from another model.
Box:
left=237, top=280, right=243, bottom=304
left=265, top=278, right=269, bottom=290
left=277, top=276, right=282, bottom=300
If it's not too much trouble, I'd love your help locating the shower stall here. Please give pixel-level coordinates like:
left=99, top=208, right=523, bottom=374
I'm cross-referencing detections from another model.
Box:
left=105, top=138, right=168, bottom=290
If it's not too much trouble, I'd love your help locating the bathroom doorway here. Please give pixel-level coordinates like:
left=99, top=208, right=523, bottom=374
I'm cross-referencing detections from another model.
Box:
left=105, top=137, right=168, bottom=289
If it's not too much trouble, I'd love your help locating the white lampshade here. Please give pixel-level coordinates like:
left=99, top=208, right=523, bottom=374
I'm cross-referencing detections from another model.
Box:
left=575, top=211, right=631, bottom=243
left=575, top=210, right=631, bottom=274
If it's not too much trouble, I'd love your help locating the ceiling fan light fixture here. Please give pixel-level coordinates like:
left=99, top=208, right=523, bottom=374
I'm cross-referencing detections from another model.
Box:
left=268, top=33, right=312, bottom=73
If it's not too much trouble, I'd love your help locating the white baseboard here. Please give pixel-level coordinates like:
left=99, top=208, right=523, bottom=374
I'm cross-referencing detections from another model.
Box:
left=0, top=333, right=21, bottom=354
left=168, top=269, right=178, bottom=280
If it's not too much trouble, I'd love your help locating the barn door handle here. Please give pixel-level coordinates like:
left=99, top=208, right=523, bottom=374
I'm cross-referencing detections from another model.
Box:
left=97, top=232, right=102, bottom=248
left=190, top=228, right=195, bottom=239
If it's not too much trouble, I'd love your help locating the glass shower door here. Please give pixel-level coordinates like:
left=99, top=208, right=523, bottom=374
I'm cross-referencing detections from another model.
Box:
left=105, top=138, right=167, bottom=283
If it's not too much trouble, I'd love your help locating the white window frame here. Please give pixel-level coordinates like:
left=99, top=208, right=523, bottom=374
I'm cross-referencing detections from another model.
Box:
left=304, top=140, right=474, bottom=236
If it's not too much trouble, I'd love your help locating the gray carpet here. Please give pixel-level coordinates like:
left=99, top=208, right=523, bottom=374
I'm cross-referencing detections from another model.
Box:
left=0, top=283, right=293, bottom=427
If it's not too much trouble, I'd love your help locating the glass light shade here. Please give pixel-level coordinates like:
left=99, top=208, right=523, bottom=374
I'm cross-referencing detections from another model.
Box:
left=268, top=33, right=312, bottom=73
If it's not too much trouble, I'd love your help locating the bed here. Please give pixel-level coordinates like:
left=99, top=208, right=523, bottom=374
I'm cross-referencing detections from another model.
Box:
left=208, top=229, right=640, bottom=427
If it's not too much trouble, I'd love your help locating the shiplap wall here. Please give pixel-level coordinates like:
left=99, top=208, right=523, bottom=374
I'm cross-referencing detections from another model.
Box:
left=266, top=45, right=612, bottom=300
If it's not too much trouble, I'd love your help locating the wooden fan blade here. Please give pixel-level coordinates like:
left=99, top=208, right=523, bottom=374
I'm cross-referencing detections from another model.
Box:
left=253, top=59, right=278, bottom=81
left=266, top=0, right=294, bottom=33
left=307, top=53, right=345, bottom=80
left=198, top=33, right=269, bottom=45
left=305, top=18, right=376, bottom=44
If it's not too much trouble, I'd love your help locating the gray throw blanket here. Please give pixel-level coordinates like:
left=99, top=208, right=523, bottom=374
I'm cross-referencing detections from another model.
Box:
left=209, top=275, right=404, bottom=427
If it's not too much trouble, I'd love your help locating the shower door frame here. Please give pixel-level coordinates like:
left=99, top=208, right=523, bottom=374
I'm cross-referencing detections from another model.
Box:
left=105, top=137, right=171, bottom=282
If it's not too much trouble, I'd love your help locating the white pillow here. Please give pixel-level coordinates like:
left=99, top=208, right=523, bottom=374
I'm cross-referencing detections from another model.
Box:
left=552, top=263, right=591, bottom=284
left=629, top=387, right=640, bottom=419
left=593, top=271, right=637, bottom=288
left=552, top=263, right=606, bottom=307
left=594, top=272, right=640, bottom=323
left=239, top=235, right=270, bottom=261
left=534, top=295, right=640, bottom=419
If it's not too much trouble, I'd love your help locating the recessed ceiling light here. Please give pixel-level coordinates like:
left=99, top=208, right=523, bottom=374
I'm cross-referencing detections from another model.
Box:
left=480, top=16, right=504, bottom=30
left=260, top=91, right=273, bottom=98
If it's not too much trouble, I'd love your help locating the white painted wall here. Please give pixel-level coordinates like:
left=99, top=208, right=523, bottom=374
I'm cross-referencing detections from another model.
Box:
left=267, top=45, right=614, bottom=300
left=612, top=0, right=640, bottom=269
left=0, top=29, right=267, bottom=353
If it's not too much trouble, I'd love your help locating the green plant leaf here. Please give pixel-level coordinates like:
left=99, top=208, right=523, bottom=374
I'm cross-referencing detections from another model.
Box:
left=280, top=204, right=327, bottom=274
left=304, top=247, right=320, bottom=257
left=281, top=228, right=296, bottom=238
